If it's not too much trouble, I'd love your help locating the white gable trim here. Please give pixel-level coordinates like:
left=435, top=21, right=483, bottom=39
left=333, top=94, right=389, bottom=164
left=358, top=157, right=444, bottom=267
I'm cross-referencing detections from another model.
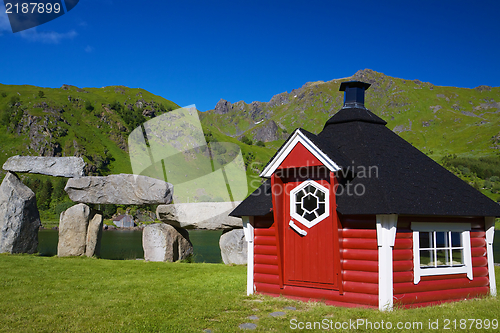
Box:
left=260, top=129, right=341, bottom=178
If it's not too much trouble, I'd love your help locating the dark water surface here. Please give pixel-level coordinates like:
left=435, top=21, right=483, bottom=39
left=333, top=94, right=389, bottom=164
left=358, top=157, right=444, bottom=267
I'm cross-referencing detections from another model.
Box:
left=38, top=229, right=223, bottom=263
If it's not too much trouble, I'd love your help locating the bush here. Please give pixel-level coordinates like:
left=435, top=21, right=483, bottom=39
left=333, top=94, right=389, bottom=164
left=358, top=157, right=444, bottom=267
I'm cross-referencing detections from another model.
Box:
left=54, top=201, right=75, bottom=217
left=38, top=91, right=45, bottom=98
left=85, top=101, right=95, bottom=112
left=1, top=92, right=7, bottom=98
left=256, top=141, right=265, bottom=147
left=240, top=135, right=252, bottom=145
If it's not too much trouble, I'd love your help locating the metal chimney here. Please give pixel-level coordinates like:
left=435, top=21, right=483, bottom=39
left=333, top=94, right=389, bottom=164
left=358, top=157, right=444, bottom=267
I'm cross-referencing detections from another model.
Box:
left=340, top=81, right=371, bottom=109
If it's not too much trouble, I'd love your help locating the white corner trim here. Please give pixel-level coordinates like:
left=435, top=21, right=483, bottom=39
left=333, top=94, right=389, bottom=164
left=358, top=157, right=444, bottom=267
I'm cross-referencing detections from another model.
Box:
left=376, top=214, right=398, bottom=311
left=486, top=217, right=497, bottom=297
left=242, top=216, right=255, bottom=296
left=260, top=129, right=341, bottom=178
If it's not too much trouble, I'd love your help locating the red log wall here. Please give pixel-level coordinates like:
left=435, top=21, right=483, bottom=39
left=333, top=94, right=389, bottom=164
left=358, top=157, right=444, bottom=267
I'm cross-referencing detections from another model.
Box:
left=393, top=217, right=489, bottom=308
left=252, top=215, right=490, bottom=309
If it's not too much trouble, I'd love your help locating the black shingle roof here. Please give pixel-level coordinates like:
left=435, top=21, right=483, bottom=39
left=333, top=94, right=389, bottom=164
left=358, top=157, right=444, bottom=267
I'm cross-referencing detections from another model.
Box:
left=231, top=90, right=500, bottom=218
left=229, top=179, right=273, bottom=217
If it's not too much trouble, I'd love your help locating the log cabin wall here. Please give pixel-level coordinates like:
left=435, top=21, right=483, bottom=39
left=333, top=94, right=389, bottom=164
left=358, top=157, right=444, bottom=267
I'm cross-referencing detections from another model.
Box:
left=393, top=217, right=489, bottom=308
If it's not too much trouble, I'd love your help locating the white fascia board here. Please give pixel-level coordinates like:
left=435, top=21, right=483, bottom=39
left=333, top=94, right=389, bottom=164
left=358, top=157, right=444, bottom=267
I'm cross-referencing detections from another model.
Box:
left=260, top=129, right=341, bottom=178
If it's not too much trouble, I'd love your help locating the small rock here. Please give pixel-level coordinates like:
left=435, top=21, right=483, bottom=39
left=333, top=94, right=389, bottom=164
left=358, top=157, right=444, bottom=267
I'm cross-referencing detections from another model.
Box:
left=269, top=311, right=286, bottom=317
left=248, top=315, right=259, bottom=320
left=283, top=306, right=296, bottom=310
left=238, top=323, right=257, bottom=330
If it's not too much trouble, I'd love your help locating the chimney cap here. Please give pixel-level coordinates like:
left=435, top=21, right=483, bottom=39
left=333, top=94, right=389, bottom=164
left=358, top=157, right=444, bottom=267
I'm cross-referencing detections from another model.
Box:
left=339, top=81, right=371, bottom=91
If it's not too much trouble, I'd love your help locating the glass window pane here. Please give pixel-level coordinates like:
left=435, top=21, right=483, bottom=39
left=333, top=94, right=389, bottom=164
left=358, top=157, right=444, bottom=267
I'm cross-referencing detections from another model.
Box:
left=420, top=250, right=434, bottom=267
left=295, top=190, right=305, bottom=203
left=295, top=203, right=304, bottom=216
left=451, top=232, right=462, bottom=247
left=302, top=194, right=317, bottom=213
left=419, top=232, right=431, bottom=248
left=316, top=190, right=325, bottom=202
left=303, top=212, right=316, bottom=222
left=316, top=203, right=325, bottom=216
left=451, top=249, right=464, bottom=266
left=436, top=232, right=446, bottom=248
left=436, top=249, right=449, bottom=266
left=305, top=185, right=315, bottom=194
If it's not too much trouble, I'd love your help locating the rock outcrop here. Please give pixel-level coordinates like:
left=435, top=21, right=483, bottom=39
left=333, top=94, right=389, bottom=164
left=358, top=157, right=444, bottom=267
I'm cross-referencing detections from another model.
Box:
left=65, top=174, right=173, bottom=205
left=252, top=120, right=282, bottom=142
left=219, top=228, right=247, bottom=265
left=2, top=156, right=85, bottom=178
left=142, top=223, right=193, bottom=262
left=58, top=203, right=103, bottom=257
left=0, top=172, right=41, bottom=254
left=156, top=202, right=242, bottom=230
left=214, top=99, right=232, bottom=115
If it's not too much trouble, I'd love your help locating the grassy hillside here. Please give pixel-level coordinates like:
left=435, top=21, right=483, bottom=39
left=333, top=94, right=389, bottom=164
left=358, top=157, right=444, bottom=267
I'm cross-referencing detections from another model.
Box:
left=1, top=69, right=500, bottom=209
left=0, top=84, right=179, bottom=219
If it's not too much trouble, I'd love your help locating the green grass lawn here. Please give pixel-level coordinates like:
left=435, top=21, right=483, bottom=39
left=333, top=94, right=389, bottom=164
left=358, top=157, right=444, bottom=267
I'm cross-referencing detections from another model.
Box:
left=0, top=255, right=499, bottom=332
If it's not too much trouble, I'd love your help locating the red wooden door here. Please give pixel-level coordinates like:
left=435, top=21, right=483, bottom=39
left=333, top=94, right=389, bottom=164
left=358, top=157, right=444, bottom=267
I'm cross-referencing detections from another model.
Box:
left=283, top=178, right=337, bottom=290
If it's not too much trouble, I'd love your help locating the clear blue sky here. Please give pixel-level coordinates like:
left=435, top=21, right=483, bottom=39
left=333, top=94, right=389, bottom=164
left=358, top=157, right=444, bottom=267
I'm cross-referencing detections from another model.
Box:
left=1, top=0, right=499, bottom=111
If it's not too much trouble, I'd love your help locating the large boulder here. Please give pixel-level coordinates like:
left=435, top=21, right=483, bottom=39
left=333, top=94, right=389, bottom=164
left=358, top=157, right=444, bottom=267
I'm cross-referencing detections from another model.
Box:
left=2, top=156, right=85, bottom=178
left=142, top=223, right=193, bottom=262
left=85, top=212, right=103, bottom=257
left=219, top=228, right=247, bottom=265
left=58, top=203, right=103, bottom=257
left=0, top=172, right=41, bottom=254
left=65, top=174, right=173, bottom=205
left=156, top=202, right=242, bottom=230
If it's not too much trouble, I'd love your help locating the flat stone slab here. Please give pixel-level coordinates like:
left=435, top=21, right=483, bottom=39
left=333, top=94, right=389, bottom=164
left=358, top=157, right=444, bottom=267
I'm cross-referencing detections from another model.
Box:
left=65, top=174, right=173, bottom=205
left=3, top=155, right=85, bottom=178
left=247, top=315, right=259, bottom=320
left=269, top=311, right=286, bottom=317
left=283, top=306, right=296, bottom=310
left=156, top=202, right=242, bottom=230
left=239, top=323, right=257, bottom=330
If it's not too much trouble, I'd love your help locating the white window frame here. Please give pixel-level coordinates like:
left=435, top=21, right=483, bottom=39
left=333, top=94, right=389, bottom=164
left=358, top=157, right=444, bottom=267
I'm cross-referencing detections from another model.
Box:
left=290, top=179, right=329, bottom=228
left=412, top=222, right=473, bottom=284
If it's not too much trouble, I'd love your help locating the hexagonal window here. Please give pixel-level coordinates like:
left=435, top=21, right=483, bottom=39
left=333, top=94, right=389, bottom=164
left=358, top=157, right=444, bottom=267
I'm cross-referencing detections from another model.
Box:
left=290, top=180, right=329, bottom=228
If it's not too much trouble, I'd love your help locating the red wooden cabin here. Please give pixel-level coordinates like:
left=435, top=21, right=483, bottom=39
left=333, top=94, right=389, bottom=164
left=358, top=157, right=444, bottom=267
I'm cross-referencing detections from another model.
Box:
left=230, top=81, right=500, bottom=310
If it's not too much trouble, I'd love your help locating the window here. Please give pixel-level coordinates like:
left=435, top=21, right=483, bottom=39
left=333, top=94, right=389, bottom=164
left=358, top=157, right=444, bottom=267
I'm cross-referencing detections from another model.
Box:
left=412, top=222, right=472, bottom=284
left=290, top=180, right=329, bottom=228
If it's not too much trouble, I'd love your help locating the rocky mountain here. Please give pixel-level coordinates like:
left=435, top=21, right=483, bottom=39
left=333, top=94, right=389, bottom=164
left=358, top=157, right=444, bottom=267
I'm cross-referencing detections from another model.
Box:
left=201, top=69, right=500, bottom=159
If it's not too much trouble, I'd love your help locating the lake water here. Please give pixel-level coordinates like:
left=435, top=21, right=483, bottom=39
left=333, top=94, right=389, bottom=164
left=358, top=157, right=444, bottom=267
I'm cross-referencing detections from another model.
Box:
left=38, top=229, right=500, bottom=263
left=38, top=229, right=223, bottom=263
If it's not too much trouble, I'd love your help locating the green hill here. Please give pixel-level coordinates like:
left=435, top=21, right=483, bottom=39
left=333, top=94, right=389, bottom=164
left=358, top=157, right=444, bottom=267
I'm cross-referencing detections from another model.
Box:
left=1, top=69, right=499, bottom=217
left=201, top=69, right=500, bottom=202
